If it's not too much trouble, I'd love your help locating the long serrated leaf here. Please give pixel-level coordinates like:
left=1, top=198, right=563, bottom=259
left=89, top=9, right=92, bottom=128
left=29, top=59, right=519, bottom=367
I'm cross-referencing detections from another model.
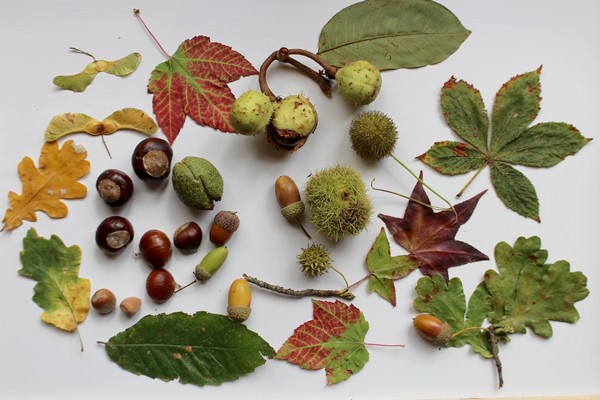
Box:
left=417, top=140, right=487, bottom=175
left=441, top=77, right=489, bottom=151
left=494, top=122, right=591, bottom=167
left=490, top=163, right=539, bottom=222
left=103, top=312, right=275, bottom=386
left=490, top=68, right=541, bottom=152
left=317, top=0, right=470, bottom=70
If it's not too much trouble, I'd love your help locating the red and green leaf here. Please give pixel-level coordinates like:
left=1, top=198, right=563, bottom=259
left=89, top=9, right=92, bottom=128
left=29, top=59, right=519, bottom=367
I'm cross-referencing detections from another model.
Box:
left=148, top=36, right=257, bottom=144
left=276, top=300, right=369, bottom=385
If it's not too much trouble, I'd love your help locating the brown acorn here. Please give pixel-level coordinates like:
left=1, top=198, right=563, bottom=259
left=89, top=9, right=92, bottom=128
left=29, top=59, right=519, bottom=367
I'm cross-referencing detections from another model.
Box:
left=274, top=175, right=310, bottom=239
left=413, top=314, right=452, bottom=346
left=209, top=211, right=240, bottom=246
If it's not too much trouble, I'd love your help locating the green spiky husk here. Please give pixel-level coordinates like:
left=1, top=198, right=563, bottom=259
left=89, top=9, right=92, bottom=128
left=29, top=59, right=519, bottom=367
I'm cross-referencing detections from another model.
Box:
left=303, top=165, right=373, bottom=241
left=297, top=243, right=332, bottom=277
left=349, top=111, right=398, bottom=161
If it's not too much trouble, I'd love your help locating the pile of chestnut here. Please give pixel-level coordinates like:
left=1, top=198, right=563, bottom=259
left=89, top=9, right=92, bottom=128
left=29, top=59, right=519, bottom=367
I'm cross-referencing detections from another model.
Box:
left=92, top=137, right=239, bottom=316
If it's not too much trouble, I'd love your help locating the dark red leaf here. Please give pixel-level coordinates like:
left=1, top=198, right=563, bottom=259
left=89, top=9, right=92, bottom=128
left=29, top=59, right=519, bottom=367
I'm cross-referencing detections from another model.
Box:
left=378, top=172, right=488, bottom=280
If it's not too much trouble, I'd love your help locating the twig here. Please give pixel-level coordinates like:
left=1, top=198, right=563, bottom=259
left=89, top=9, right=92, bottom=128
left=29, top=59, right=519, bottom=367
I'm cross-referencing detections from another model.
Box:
left=243, top=274, right=355, bottom=300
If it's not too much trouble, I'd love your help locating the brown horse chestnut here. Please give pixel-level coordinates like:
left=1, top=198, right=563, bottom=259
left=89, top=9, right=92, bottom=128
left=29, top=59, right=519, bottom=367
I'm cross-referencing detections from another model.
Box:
left=95, top=216, right=134, bottom=254
left=131, top=137, right=173, bottom=181
left=173, top=221, right=203, bottom=253
left=96, top=169, right=134, bottom=207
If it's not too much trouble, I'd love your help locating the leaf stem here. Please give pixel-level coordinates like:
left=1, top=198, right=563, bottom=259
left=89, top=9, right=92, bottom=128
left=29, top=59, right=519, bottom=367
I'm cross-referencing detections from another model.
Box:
left=76, top=327, right=84, bottom=352
left=329, top=265, right=349, bottom=288
left=456, top=162, right=487, bottom=198
left=370, top=179, right=446, bottom=211
left=346, top=273, right=372, bottom=291
left=364, top=342, right=406, bottom=348
left=133, top=9, right=171, bottom=59
left=243, top=274, right=355, bottom=300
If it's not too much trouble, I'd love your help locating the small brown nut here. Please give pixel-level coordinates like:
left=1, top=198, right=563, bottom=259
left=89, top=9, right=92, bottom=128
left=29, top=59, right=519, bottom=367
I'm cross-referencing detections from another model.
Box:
left=91, top=288, right=117, bottom=315
left=119, top=296, right=142, bottom=317
left=209, top=211, right=239, bottom=246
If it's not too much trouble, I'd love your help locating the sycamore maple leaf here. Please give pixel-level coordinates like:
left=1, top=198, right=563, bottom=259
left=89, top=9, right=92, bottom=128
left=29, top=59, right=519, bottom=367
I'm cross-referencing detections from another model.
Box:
left=418, top=67, right=591, bottom=221
left=378, top=172, right=488, bottom=281
left=148, top=35, right=257, bottom=144
left=276, top=300, right=370, bottom=385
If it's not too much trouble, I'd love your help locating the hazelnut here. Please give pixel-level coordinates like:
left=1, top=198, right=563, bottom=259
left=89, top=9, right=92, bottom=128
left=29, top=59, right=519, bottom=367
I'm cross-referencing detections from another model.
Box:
left=91, top=288, right=117, bottom=314
left=120, top=296, right=142, bottom=317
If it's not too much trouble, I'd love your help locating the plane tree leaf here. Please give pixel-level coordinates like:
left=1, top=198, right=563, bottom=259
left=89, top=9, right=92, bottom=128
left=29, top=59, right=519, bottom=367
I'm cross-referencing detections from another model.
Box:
left=2, top=140, right=90, bottom=231
left=18, top=228, right=91, bottom=334
left=378, top=172, right=488, bottom=281
left=53, top=51, right=141, bottom=92
left=44, top=108, right=158, bottom=141
left=101, top=311, right=275, bottom=386
left=318, top=0, right=470, bottom=70
left=418, top=68, right=591, bottom=221
left=147, top=36, right=257, bottom=144
left=276, top=300, right=370, bottom=385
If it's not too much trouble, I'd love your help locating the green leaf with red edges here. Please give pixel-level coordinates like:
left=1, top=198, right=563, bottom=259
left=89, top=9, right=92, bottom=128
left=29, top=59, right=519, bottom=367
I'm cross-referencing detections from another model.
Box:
left=148, top=36, right=257, bottom=144
left=276, top=300, right=370, bottom=385
left=366, top=228, right=419, bottom=306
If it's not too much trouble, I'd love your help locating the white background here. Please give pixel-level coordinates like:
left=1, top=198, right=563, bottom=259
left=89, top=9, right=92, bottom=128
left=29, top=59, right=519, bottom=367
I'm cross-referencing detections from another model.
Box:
left=1, top=1, right=599, bottom=399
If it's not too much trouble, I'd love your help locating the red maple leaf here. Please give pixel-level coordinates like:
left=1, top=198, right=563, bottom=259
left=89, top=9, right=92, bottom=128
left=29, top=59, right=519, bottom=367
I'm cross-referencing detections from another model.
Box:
left=148, top=36, right=258, bottom=144
left=378, top=172, right=488, bottom=281
left=276, top=300, right=370, bottom=385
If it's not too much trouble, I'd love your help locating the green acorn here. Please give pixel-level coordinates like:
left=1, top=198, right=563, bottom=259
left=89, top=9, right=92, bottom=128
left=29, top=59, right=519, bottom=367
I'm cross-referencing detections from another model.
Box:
left=304, top=165, right=373, bottom=241
left=335, top=60, right=382, bottom=106
left=230, top=90, right=274, bottom=135
left=297, top=243, right=333, bottom=277
left=349, top=110, right=398, bottom=161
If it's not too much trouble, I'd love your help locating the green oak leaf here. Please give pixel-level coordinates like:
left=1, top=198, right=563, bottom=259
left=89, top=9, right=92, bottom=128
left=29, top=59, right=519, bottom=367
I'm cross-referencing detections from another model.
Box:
left=18, top=228, right=91, bottom=334
left=366, top=228, right=418, bottom=306
left=102, top=312, right=275, bottom=386
left=53, top=52, right=142, bottom=92
left=418, top=67, right=591, bottom=221
left=318, top=0, right=470, bottom=70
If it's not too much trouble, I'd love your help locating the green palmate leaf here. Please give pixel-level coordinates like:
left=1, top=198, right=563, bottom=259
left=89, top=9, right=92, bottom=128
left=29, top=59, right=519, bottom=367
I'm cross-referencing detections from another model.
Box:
left=102, top=312, right=275, bottom=386
left=276, top=300, right=370, bottom=385
left=484, top=236, right=589, bottom=338
left=18, top=228, right=91, bottom=333
left=366, top=228, right=419, bottom=306
left=418, top=67, right=591, bottom=220
left=53, top=52, right=142, bottom=92
left=318, top=0, right=470, bottom=70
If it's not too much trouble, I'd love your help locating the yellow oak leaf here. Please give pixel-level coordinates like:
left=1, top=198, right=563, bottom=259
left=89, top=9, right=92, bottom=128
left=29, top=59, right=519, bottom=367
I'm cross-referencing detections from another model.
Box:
left=2, top=140, right=90, bottom=231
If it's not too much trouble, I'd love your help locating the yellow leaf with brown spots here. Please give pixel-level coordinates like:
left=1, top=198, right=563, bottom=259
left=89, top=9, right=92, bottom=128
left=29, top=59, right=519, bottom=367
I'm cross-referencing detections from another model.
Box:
left=2, top=140, right=90, bottom=231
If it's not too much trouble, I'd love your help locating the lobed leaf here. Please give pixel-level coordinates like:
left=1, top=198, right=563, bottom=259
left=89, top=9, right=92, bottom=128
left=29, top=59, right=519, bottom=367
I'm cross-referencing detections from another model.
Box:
left=276, top=300, right=369, bottom=385
left=103, top=312, right=275, bottom=386
left=18, top=228, right=90, bottom=332
left=317, top=0, right=470, bottom=70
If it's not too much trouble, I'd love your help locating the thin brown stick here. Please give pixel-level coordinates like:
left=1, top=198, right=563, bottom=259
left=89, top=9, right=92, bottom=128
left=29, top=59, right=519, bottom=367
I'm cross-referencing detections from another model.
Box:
left=243, top=274, right=355, bottom=300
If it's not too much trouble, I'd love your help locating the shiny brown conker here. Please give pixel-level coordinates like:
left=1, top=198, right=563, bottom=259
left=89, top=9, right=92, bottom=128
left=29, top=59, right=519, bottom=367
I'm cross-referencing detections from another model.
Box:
left=131, top=137, right=173, bottom=181
left=139, top=229, right=172, bottom=268
left=95, top=216, right=134, bottom=254
left=146, top=268, right=176, bottom=303
left=96, top=169, right=134, bottom=207
left=173, top=221, right=203, bottom=253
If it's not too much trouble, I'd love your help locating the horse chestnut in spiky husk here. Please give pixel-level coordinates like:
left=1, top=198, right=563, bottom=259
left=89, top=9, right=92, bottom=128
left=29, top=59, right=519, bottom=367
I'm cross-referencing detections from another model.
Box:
left=297, top=243, right=332, bottom=277
left=266, top=94, right=318, bottom=151
left=303, top=165, right=373, bottom=241
left=349, top=111, right=398, bottom=161
left=335, top=60, right=382, bottom=106
left=230, top=90, right=274, bottom=135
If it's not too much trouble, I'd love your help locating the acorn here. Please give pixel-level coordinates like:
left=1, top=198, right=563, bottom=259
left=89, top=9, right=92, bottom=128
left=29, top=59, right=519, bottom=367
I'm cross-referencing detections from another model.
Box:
left=265, top=94, right=318, bottom=151
left=335, top=60, right=382, bottom=106
left=274, top=176, right=310, bottom=239
left=230, top=90, right=274, bottom=135
left=413, top=314, right=453, bottom=346
left=194, top=246, right=229, bottom=281
left=209, top=210, right=239, bottom=246
left=227, top=278, right=252, bottom=322
left=349, top=111, right=398, bottom=161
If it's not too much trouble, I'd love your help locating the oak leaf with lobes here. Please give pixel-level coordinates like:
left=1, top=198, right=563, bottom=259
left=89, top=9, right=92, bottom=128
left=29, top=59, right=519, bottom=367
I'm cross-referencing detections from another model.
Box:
left=2, top=140, right=90, bottom=231
left=378, top=172, right=488, bottom=281
left=148, top=35, right=258, bottom=144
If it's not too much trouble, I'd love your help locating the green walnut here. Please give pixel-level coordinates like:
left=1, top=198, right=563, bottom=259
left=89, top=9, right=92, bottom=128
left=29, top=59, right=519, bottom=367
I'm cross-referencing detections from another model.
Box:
left=172, top=156, right=223, bottom=210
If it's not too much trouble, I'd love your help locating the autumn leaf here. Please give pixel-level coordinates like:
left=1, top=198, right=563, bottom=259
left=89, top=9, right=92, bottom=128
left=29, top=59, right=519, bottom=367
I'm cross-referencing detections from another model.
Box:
left=147, top=35, right=257, bottom=144
left=44, top=108, right=158, bottom=141
left=366, top=228, right=419, bottom=305
left=53, top=51, right=141, bottom=92
left=378, top=172, right=488, bottom=281
left=2, top=140, right=90, bottom=231
left=102, top=311, right=275, bottom=386
left=18, top=229, right=91, bottom=336
left=418, top=67, right=591, bottom=221
left=276, top=300, right=370, bottom=385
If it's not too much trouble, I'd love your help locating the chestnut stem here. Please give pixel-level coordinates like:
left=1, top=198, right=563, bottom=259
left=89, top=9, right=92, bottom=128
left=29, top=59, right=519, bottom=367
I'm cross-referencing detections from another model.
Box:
left=276, top=49, right=332, bottom=98
left=243, top=273, right=355, bottom=300
left=284, top=48, right=338, bottom=78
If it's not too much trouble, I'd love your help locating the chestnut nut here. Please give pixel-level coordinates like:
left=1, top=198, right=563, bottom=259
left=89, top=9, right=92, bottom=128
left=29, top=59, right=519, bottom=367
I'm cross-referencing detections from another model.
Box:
left=96, top=169, right=134, bottom=207
left=131, top=137, right=173, bottom=181
left=173, top=221, right=203, bottom=253
left=146, top=268, right=176, bottom=303
left=139, top=229, right=172, bottom=268
left=96, top=216, right=134, bottom=254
